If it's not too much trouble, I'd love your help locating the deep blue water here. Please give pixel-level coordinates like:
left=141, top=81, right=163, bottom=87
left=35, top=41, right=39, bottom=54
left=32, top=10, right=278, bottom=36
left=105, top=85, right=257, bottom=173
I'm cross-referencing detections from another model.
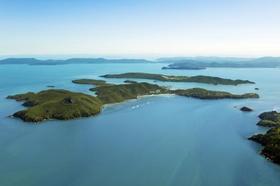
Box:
left=1, top=63, right=280, bottom=186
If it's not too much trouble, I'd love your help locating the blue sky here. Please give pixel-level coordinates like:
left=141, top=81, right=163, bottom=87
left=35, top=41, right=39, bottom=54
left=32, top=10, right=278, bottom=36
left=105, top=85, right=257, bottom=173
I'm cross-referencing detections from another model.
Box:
left=0, top=0, right=279, bottom=57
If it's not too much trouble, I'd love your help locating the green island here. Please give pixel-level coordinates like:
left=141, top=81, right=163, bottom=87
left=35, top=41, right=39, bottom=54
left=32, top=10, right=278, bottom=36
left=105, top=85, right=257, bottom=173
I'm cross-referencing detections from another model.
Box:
left=8, top=79, right=259, bottom=122
left=174, top=88, right=258, bottom=99
left=7, top=89, right=102, bottom=122
left=249, top=111, right=280, bottom=164
left=90, top=82, right=170, bottom=104
left=101, top=72, right=255, bottom=85
left=72, top=79, right=110, bottom=86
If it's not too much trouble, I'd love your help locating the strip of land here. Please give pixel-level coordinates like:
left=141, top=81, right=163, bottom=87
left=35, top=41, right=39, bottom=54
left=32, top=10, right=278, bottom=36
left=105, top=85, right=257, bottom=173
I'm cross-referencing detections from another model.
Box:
left=174, top=88, right=258, bottom=99
left=101, top=72, right=254, bottom=85
left=72, top=79, right=110, bottom=86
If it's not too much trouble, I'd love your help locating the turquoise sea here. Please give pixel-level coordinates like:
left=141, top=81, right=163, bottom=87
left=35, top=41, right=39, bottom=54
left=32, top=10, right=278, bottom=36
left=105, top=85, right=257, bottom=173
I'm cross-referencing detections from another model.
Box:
left=1, top=63, right=280, bottom=186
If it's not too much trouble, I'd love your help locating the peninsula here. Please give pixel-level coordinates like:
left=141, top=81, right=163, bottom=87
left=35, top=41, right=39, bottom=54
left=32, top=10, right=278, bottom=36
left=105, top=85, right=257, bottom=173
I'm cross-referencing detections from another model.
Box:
left=101, top=72, right=254, bottom=85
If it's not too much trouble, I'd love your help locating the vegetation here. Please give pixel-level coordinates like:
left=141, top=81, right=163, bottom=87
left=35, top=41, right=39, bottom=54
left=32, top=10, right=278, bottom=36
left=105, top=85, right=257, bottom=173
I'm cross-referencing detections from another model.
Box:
left=257, top=111, right=280, bottom=127
left=101, top=72, right=254, bottom=85
left=7, top=89, right=102, bottom=122
left=249, top=127, right=280, bottom=164
left=173, top=88, right=259, bottom=99
left=8, top=79, right=259, bottom=123
left=91, top=82, right=169, bottom=104
left=72, top=79, right=109, bottom=86
left=249, top=111, right=280, bottom=164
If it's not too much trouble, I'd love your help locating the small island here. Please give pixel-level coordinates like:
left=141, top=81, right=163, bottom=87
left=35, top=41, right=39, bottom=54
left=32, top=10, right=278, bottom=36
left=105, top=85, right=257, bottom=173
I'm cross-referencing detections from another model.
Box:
left=101, top=72, right=255, bottom=85
left=249, top=111, right=280, bottom=164
left=72, top=79, right=109, bottom=86
left=240, top=106, right=253, bottom=112
left=8, top=79, right=259, bottom=123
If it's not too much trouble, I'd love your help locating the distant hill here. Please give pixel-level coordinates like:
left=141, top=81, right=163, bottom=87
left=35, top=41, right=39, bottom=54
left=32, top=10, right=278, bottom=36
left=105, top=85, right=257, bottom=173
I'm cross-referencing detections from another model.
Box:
left=158, top=56, right=255, bottom=62
left=161, top=57, right=280, bottom=69
left=1, top=57, right=280, bottom=68
left=0, top=58, right=151, bottom=65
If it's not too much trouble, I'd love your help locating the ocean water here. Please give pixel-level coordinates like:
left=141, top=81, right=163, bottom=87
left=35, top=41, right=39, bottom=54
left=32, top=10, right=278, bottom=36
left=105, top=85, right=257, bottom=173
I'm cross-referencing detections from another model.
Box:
left=0, top=63, right=280, bottom=186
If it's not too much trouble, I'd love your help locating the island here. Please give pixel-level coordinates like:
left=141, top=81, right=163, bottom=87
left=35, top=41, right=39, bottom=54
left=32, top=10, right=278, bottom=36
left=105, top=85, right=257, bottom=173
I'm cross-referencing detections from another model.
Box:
left=72, top=79, right=109, bottom=86
left=240, top=106, right=253, bottom=112
left=8, top=78, right=259, bottom=123
left=101, top=72, right=255, bottom=85
left=249, top=111, right=280, bottom=164
left=162, top=61, right=206, bottom=70
left=160, top=57, right=280, bottom=70
left=0, top=58, right=151, bottom=65
left=174, top=88, right=259, bottom=99
left=161, top=60, right=206, bottom=70
left=1, top=57, right=280, bottom=68
left=7, top=89, right=102, bottom=122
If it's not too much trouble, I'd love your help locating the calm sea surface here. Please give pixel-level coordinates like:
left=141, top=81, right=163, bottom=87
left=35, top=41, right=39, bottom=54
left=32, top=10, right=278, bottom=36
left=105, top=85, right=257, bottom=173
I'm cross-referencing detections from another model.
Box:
left=1, top=63, right=280, bottom=186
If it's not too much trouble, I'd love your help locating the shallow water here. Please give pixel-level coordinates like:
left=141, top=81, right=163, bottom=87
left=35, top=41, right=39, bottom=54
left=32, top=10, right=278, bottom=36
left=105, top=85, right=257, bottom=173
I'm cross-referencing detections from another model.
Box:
left=1, top=63, right=280, bottom=186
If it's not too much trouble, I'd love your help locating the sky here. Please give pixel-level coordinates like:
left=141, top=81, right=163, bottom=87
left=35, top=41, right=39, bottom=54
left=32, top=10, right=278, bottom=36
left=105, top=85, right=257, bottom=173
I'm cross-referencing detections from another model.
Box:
left=0, top=0, right=279, bottom=58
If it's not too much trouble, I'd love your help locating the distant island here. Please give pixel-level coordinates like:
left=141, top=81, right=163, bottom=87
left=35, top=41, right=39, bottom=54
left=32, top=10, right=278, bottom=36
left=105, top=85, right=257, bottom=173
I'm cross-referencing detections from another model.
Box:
left=249, top=111, right=280, bottom=164
left=1, top=57, right=280, bottom=68
left=161, top=59, right=207, bottom=70
left=8, top=80, right=259, bottom=122
left=101, top=72, right=255, bottom=85
left=161, top=57, right=280, bottom=70
left=0, top=58, right=151, bottom=65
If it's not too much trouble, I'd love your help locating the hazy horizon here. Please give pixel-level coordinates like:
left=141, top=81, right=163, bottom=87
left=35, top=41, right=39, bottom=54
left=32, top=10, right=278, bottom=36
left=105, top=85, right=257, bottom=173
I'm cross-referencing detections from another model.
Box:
left=1, top=54, right=280, bottom=61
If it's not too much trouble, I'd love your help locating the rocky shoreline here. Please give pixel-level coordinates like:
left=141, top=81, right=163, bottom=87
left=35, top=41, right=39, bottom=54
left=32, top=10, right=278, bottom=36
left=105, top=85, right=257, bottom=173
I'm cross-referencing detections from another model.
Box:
left=249, top=111, right=280, bottom=164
